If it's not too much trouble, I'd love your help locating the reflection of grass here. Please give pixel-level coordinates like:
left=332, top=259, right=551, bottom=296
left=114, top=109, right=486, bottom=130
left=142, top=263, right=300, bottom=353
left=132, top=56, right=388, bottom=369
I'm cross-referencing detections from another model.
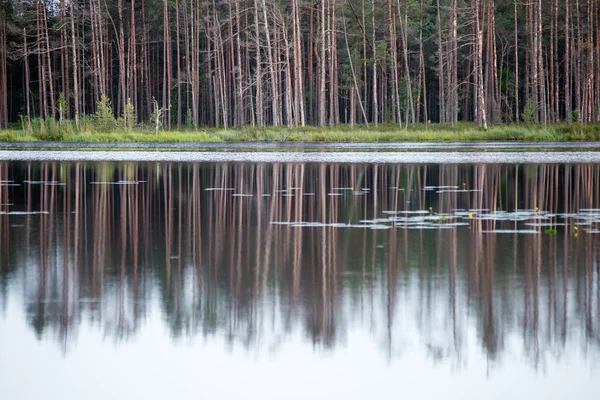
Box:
left=2, top=122, right=600, bottom=143
left=545, top=228, right=558, bottom=236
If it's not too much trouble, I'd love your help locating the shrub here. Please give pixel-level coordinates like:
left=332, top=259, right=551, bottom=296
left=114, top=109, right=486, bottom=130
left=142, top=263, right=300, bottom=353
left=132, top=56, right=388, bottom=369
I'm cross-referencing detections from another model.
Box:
left=123, top=98, right=136, bottom=131
left=522, top=98, right=537, bottom=125
left=93, top=95, right=116, bottom=132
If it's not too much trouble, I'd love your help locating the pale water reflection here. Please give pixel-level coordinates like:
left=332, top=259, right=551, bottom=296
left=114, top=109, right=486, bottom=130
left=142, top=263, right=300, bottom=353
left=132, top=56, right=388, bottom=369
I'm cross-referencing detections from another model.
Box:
left=0, top=161, right=599, bottom=399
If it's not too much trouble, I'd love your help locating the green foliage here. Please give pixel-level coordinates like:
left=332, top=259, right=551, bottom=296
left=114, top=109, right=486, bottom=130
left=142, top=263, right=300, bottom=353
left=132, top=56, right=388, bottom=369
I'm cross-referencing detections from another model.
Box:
left=554, top=123, right=600, bottom=141
left=397, top=76, right=420, bottom=116
left=57, top=92, right=67, bottom=124
left=68, top=130, right=221, bottom=143
left=522, top=98, right=537, bottom=125
left=123, top=99, right=136, bottom=131
left=94, top=95, right=116, bottom=132
left=186, top=109, right=194, bottom=128
left=0, top=130, right=38, bottom=142
left=25, top=117, right=64, bottom=141
left=3, top=120, right=600, bottom=143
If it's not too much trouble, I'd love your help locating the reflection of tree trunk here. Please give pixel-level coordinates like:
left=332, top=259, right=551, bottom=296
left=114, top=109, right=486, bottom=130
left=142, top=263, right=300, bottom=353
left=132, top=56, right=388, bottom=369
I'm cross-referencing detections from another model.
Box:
left=3, top=161, right=600, bottom=358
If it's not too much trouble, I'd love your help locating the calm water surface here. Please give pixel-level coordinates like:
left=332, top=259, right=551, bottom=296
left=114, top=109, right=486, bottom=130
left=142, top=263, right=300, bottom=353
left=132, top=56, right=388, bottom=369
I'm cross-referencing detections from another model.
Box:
left=1, top=160, right=599, bottom=399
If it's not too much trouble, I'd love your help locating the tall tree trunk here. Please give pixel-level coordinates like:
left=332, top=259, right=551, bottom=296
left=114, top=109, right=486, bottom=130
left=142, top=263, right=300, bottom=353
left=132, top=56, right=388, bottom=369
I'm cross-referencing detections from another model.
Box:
left=449, top=0, right=457, bottom=125
left=118, top=0, right=127, bottom=123
left=282, top=14, right=293, bottom=127
left=235, top=0, right=244, bottom=126
left=485, top=0, right=497, bottom=123
left=23, top=28, right=32, bottom=130
left=319, top=0, right=326, bottom=126
left=419, top=0, right=428, bottom=125
left=254, top=0, right=263, bottom=126
left=37, top=0, right=47, bottom=119
left=0, top=12, right=6, bottom=128
left=514, top=0, right=519, bottom=122
left=342, top=12, right=368, bottom=127
left=163, top=0, right=172, bottom=129
left=40, top=2, right=56, bottom=119
left=261, top=0, right=280, bottom=126
left=176, top=0, right=182, bottom=128
left=436, top=0, right=445, bottom=123
left=371, top=0, right=378, bottom=126
left=575, top=0, right=581, bottom=121
left=70, top=0, right=80, bottom=127
left=400, top=0, right=415, bottom=125
left=130, top=0, right=138, bottom=122
left=537, top=0, right=546, bottom=126
left=389, top=0, right=400, bottom=124
left=475, top=0, right=487, bottom=129
left=329, top=0, right=339, bottom=126
left=59, top=0, right=69, bottom=117
left=564, top=0, right=571, bottom=123
left=293, top=0, right=305, bottom=126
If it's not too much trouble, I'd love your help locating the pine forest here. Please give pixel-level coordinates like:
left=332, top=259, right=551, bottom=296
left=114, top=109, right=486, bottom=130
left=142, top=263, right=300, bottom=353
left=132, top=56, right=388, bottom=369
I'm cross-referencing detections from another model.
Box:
left=0, top=0, right=599, bottom=132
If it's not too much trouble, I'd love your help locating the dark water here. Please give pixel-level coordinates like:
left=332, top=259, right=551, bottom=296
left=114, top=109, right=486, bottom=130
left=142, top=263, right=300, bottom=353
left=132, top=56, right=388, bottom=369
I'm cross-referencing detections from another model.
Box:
left=1, top=161, right=599, bottom=399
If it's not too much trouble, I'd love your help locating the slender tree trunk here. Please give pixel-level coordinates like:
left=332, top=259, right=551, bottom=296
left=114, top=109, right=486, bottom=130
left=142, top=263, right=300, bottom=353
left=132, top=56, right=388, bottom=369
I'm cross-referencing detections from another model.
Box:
left=254, top=0, right=263, bottom=126
left=41, top=3, right=56, bottom=119
left=449, top=0, right=457, bottom=125
left=575, top=0, right=581, bottom=122
left=390, top=0, right=400, bottom=124
left=485, top=0, right=497, bottom=123
left=362, top=0, right=368, bottom=123
left=515, top=0, right=519, bottom=122
left=400, top=0, right=415, bottom=125
left=419, top=0, right=428, bottom=125
left=118, top=0, right=127, bottom=123
left=0, top=12, right=6, bottom=128
left=293, top=0, right=305, bottom=126
left=142, top=0, right=152, bottom=119
left=37, top=0, right=47, bottom=119
left=23, top=28, right=32, bottom=130
left=131, top=0, right=139, bottom=121
left=436, top=0, right=445, bottom=124
left=329, top=0, right=339, bottom=125
left=235, top=0, right=244, bottom=126
left=342, top=13, right=368, bottom=127
left=163, top=0, right=172, bottom=129
left=176, top=0, right=182, bottom=128
left=59, top=0, right=69, bottom=117
left=319, top=0, right=326, bottom=126
left=537, top=0, right=546, bottom=126
left=475, top=0, right=487, bottom=128
left=371, top=0, right=378, bottom=126
left=70, top=0, right=80, bottom=127
left=308, top=5, right=314, bottom=124
left=261, top=0, right=280, bottom=126
left=282, top=14, right=293, bottom=127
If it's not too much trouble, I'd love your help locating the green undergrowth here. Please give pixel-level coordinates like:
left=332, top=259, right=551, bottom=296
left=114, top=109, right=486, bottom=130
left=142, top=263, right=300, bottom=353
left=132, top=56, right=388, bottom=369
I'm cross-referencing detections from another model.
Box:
left=1, top=122, right=600, bottom=143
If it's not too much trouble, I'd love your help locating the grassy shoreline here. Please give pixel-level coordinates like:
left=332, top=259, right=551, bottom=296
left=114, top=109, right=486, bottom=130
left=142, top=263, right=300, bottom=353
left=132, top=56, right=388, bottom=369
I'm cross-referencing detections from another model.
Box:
left=1, top=123, right=600, bottom=143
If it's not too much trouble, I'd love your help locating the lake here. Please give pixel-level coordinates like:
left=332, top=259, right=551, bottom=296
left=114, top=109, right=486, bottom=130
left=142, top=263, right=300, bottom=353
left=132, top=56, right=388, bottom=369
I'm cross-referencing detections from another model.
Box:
left=0, top=152, right=599, bottom=399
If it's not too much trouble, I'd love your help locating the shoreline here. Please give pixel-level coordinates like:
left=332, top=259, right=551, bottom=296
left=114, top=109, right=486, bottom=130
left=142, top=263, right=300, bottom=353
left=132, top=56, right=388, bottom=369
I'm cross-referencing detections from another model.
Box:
left=2, top=141, right=600, bottom=151
left=2, top=124, right=600, bottom=143
left=2, top=150, right=600, bottom=164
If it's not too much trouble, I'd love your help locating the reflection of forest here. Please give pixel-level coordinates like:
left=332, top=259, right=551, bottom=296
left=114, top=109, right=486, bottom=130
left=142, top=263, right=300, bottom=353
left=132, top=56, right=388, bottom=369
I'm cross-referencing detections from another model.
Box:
left=0, top=161, right=599, bottom=366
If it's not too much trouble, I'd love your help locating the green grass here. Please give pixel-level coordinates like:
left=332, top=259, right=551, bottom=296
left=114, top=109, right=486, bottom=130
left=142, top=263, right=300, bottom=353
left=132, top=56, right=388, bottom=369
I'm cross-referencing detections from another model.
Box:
left=1, top=121, right=600, bottom=143
left=67, top=131, right=221, bottom=143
